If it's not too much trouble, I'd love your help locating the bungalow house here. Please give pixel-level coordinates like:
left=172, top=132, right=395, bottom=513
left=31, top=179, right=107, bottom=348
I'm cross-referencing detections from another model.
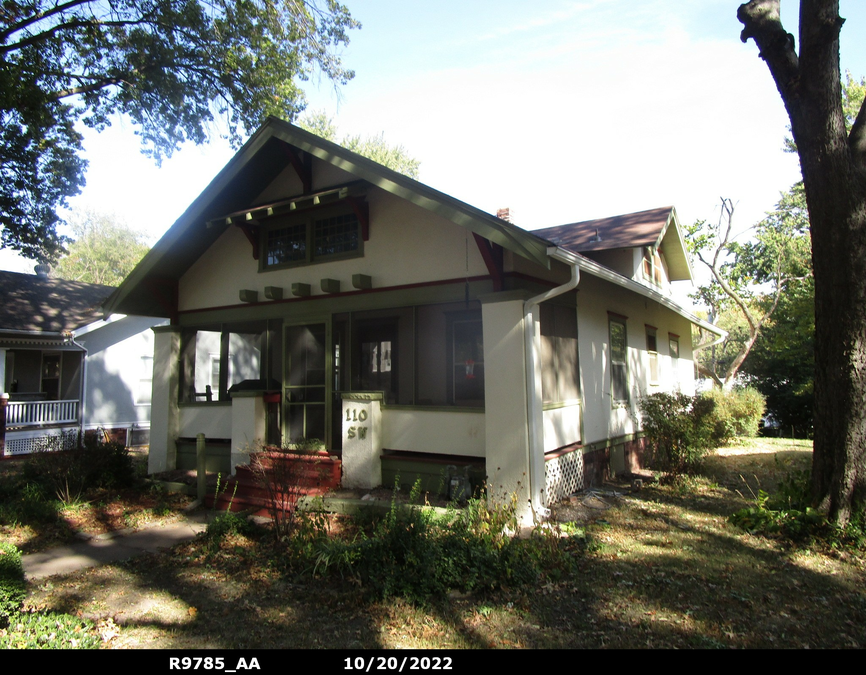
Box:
left=0, top=269, right=163, bottom=455
left=103, top=117, right=723, bottom=522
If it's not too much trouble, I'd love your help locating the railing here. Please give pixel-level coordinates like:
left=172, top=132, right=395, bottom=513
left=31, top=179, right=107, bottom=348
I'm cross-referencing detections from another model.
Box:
left=5, top=399, right=79, bottom=427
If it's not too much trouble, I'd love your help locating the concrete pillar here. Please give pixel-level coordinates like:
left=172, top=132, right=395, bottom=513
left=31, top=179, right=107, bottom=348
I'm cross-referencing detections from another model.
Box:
left=149, top=326, right=181, bottom=474
left=230, top=392, right=266, bottom=471
left=480, top=291, right=533, bottom=523
left=341, top=393, right=383, bottom=489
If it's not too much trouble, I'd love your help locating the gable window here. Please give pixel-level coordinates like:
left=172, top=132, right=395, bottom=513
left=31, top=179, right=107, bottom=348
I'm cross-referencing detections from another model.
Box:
left=609, top=315, right=629, bottom=403
left=642, top=247, right=663, bottom=286
left=646, top=326, right=659, bottom=384
left=263, top=209, right=361, bottom=269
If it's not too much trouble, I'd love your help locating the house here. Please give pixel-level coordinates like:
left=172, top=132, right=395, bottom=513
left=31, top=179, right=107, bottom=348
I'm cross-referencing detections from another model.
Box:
left=0, top=268, right=163, bottom=456
left=103, top=117, right=723, bottom=522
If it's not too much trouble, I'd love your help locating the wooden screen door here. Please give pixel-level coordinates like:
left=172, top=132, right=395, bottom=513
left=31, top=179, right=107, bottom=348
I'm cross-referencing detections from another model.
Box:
left=284, top=323, right=328, bottom=448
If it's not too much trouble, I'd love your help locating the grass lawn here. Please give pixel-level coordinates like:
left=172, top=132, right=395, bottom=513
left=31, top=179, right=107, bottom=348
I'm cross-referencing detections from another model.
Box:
left=8, top=438, right=866, bottom=649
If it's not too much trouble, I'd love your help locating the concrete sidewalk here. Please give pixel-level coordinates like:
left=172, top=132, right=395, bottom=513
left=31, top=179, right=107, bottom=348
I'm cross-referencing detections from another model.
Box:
left=22, top=510, right=211, bottom=580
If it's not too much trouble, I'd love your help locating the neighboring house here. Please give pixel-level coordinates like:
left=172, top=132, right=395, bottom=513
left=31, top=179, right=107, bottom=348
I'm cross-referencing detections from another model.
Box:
left=103, top=117, right=724, bottom=522
left=0, top=269, right=163, bottom=456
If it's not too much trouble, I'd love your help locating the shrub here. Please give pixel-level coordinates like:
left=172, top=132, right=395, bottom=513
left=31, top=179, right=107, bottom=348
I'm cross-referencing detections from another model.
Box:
left=310, top=484, right=556, bottom=603
left=702, top=387, right=766, bottom=444
left=638, top=392, right=716, bottom=476
left=0, top=542, right=26, bottom=626
left=22, top=435, right=135, bottom=504
left=0, top=610, right=100, bottom=649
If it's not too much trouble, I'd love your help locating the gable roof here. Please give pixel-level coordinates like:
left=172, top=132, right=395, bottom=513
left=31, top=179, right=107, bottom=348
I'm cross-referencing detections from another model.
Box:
left=0, top=271, right=115, bottom=335
left=104, top=117, right=552, bottom=317
left=533, top=206, right=693, bottom=281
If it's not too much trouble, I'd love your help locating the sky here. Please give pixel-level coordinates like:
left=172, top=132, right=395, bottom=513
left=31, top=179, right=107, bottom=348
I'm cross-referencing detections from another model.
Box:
left=3, top=0, right=866, bottom=276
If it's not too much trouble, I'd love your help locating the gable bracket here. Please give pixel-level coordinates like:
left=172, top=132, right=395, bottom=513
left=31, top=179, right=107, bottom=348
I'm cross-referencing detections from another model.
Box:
left=279, top=144, right=312, bottom=195
left=473, top=233, right=504, bottom=291
left=143, top=276, right=179, bottom=325
left=235, top=221, right=260, bottom=260
left=345, top=196, right=370, bottom=241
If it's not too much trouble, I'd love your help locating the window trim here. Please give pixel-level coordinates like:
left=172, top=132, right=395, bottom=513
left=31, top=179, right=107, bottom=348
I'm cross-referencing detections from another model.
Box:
left=646, top=325, right=659, bottom=385
left=259, top=205, right=364, bottom=272
left=608, top=314, right=629, bottom=404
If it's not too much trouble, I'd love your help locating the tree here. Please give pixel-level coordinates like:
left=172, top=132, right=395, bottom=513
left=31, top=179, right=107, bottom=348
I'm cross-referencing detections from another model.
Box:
left=298, top=110, right=421, bottom=178
left=738, top=0, right=866, bottom=525
left=740, top=185, right=815, bottom=437
left=0, top=0, right=359, bottom=263
left=53, top=209, right=149, bottom=286
left=688, top=195, right=811, bottom=389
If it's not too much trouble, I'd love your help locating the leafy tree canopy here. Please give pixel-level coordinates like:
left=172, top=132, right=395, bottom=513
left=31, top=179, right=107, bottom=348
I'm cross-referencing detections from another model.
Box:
left=0, top=0, right=360, bottom=263
left=53, top=209, right=149, bottom=286
left=298, top=110, right=421, bottom=179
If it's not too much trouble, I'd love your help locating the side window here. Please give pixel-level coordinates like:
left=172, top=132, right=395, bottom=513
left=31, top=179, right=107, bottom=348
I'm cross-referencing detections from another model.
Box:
left=541, top=304, right=579, bottom=405
left=609, top=316, right=629, bottom=403
left=646, top=326, right=659, bottom=384
left=669, top=333, right=680, bottom=382
left=181, top=324, right=265, bottom=402
left=136, top=356, right=153, bottom=405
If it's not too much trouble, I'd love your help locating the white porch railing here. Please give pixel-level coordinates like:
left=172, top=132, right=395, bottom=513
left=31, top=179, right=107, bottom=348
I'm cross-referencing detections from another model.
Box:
left=5, top=399, right=79, bottom=427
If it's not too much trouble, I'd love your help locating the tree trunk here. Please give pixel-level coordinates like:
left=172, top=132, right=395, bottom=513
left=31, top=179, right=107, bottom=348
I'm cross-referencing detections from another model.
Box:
left=739, top=0, right=866, bottom=525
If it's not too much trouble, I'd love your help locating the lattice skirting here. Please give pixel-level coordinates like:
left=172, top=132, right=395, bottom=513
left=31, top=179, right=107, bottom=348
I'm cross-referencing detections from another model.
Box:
left=544, top=446, right=584, bottom=506
left=3, top=428, right=78, bottom=456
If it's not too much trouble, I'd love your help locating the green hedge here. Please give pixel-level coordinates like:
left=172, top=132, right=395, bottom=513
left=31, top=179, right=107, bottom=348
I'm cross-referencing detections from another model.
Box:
left=0, top=542, right=26, bottom=625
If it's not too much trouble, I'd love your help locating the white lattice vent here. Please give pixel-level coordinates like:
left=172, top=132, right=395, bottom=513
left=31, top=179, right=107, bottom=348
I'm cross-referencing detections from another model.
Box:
left=3, top=429, right=78, bottom=456
left=544, top=448, right=584, bottom=506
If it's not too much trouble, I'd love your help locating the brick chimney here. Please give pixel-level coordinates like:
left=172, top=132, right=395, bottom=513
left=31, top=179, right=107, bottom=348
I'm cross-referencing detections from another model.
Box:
left=496, top=207, right=513, bottom=223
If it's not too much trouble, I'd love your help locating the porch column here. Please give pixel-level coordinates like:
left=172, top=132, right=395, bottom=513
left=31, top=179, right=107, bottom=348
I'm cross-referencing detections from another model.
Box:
left=480, top=291, right=534, bottom=523
left=149, top=325, right=181, bottom=474
left=230, top=391, right=266, bottom=472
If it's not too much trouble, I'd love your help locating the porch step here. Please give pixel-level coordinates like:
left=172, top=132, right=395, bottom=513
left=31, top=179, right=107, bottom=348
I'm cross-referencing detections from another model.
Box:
left=205, top=451, right=342, bottom=517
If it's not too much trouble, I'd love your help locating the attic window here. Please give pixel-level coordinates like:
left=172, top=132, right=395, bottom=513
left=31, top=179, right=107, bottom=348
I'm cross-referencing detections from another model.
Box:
left=262, top=208, right=362, bottom=270
left=643, top=248, right=663, bottom=285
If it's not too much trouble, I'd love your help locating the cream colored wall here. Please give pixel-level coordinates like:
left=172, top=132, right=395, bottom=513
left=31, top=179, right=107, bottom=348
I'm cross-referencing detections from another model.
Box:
left=576, top=272, right=696, bottom=447
left=542, top=404, right=581, bottom=452
left=178, top=187, right=490, bottom=312
left=381, top=409, right=485, bottom=456
left=179, top=405, right=232, bottom=439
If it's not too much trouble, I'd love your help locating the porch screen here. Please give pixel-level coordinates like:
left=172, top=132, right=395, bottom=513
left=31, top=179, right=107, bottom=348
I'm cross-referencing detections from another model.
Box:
left=540, top=303, right=579, bottom=405
left=181, top=324, right=265, bottom=402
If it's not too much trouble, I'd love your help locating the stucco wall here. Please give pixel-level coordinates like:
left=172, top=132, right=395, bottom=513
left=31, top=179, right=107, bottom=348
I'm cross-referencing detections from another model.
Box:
left=178, top=187, right=490, bottom=312
left=381, top=408, right=485, bottom=457
left=576, top=272, right=695, bottom=448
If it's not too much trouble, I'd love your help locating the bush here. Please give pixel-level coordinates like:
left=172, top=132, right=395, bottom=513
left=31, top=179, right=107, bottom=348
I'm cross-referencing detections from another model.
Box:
left=0, top=542, right=26, bottom=626
left=702, top=387, right=766, bottom=444
left=309, top=484, right=559, bottom=603
left=22, top=435, right=135, bottom=504
left=0, top=610, right=100, bottom=649
left=638, top=392, right=716, bottom=476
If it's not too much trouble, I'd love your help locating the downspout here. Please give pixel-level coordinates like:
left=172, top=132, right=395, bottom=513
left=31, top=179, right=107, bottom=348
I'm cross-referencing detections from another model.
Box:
left=68, top=332, right=88, bottom=442
left=523, top=247, right=580, bottom=520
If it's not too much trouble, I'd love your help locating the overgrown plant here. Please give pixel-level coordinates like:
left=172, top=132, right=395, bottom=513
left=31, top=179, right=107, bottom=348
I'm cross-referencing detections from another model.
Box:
left=0, top=610, right=100, bottom=649
left=638, top=392, right=716, bottom=477
left=0, top=542, right=26, bottom=627
left=22, top=434, right=135, bottom=504
left=309, top=481, right=567, bottom=603
left=250, top=441, right=328, bottom=542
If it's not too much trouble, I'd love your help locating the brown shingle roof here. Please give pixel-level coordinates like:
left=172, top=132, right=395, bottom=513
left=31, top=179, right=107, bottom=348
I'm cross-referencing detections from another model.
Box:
left=533, top=206, right=674, bottom=253
left=0, top=271, right=115, bottom=334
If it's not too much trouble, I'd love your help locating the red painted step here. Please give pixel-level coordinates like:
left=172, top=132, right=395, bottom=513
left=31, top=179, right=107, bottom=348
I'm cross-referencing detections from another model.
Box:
left=205, top=451, right=341, bottom=517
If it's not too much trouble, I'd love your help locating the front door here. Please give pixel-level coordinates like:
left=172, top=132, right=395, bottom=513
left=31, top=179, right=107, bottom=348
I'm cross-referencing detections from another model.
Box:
left=284, top=323, right=328, bottom=448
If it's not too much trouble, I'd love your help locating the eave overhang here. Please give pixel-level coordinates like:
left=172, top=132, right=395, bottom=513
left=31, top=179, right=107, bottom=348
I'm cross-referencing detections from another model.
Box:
left=105, top=117, right=551, bottom=318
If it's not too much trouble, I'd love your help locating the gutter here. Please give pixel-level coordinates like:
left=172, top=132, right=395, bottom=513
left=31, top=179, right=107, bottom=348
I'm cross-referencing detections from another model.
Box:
left=523, top=246, right=581, bottom=521
left=522, top=246, right=727, bottom=522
